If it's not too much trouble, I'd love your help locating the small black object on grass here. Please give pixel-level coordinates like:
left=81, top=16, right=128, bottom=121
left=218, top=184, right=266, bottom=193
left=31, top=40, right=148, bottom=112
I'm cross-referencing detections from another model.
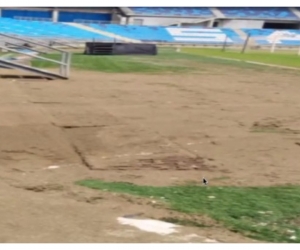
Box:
left=203, top=178, right=208, bottom=185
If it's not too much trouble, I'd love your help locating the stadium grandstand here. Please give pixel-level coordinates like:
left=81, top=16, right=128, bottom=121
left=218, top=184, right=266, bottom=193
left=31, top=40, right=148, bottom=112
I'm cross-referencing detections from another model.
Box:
left=0, top=7, right=300, bottom=46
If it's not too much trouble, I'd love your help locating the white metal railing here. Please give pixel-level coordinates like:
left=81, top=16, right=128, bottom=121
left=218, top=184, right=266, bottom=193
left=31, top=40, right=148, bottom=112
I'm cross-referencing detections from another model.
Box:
left=0, top=32, right=72, bottom=78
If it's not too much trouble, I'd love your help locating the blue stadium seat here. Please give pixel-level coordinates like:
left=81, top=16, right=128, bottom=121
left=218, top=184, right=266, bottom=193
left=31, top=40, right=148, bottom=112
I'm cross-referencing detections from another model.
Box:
left=280, top=40, right=300, bottom=46
left=88, top=24, right=242, bottom=44
left=218, top=7, right=298, bottom=19
left=87, top=24, right=175, bottom=42
left=242, top=29, right=300, bottom=45
left=1, top=17, right=300, bottom=46
left=242, top=29, right=274, bottom=36
left=165, top=27, right=242, bottom=44
left=130, top=7, right=213, bottom=17
left=0, top=18, right=111, bottom=40
left=221, top=29, right=244, bottom=43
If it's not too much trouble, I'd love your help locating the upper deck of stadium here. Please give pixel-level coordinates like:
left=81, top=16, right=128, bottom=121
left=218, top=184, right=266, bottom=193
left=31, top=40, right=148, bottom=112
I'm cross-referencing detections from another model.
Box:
left=0, top=7, right=299, bottom=21
left=127, top=7, right=300, bottom=20
left=0, top=7, right=299, bottom=45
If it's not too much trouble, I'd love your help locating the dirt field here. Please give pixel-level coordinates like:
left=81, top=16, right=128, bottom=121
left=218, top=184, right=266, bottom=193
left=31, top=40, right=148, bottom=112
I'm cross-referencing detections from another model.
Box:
left=1, top=65, right=300, bottom=243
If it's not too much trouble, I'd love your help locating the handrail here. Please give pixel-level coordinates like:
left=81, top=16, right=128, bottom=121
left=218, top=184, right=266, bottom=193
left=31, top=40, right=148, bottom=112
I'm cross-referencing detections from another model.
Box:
left=0, top=32, right=72, bottom=79
left=50, top=40, right=79, bottom=49
left=0, top=46, right=68, bottom=66
left=4, top=42, right=48, bottom=55
left=0, top=33, right=65, bottom=53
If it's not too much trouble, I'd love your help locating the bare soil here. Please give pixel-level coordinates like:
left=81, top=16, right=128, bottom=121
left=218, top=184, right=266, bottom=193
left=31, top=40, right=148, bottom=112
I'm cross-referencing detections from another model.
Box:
left=0, top=66, right=300, bottom=243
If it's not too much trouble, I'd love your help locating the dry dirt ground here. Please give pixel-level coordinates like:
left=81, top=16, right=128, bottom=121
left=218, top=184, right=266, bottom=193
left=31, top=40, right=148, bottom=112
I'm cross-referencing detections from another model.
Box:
left=1, top=65, right=300, bottom=243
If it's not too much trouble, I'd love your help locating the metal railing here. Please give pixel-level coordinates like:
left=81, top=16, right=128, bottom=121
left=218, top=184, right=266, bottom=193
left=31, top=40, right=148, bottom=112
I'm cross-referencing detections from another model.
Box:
left=0, top=32, right=72, bottom=78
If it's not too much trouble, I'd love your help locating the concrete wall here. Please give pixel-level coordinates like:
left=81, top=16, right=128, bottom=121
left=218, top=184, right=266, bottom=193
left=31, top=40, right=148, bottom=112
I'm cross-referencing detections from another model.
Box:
left=128, top=16, right=210, bottom=26
left=218, top=19, right=264, bottom=29
left=111, top=13, right=126, bottom=25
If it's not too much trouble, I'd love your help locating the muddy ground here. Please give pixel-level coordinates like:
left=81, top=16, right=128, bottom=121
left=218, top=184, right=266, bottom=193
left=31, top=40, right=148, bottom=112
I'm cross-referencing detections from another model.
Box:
left=0, top=65, right=300, bottom=243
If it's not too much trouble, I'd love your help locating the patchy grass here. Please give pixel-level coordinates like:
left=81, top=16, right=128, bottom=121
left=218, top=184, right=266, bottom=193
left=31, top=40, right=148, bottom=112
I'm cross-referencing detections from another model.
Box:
left=183, top=48, right=300, bottom=68
left=31, top=50, right=191, bottom=73
left=76, top=179, right=300, bottom=243
left=251, top=127, right=300, bottom=134
left=250, top=121, right=300, bottom=134
left=161, top=217, right=211, bottom=228
left=31, top=48, right=273, bottom=74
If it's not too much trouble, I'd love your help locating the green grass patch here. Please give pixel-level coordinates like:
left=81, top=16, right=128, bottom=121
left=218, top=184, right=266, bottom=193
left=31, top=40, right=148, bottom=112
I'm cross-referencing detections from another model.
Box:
left=31, top=51, right=191, bottom=73
left=183, top=48, right=300, bottom=68
left=76, top=179, right=300, bottom=243
left=31, top=48, right=271, bottom=74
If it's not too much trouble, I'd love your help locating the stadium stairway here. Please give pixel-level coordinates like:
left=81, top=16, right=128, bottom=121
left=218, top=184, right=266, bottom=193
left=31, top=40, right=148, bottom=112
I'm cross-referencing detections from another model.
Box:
left=0, top=49, right=68, bottom=79
left=234, top=29, right=248, bottom=40
left=210, top=7, right=225, bottom=18
left=290, top=7, right=300, bottom=19
left=65, top=23, right=141, bottom=43
left=0, top=58, right=68, bottom=79
left=0, top=38, right=70, bottom=80
left=119, top=7, right=134, bottom=16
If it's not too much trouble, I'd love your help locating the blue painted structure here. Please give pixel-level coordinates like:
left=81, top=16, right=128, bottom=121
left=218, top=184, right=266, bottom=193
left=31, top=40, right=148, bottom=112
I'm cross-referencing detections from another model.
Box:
left=88, top=24, right=174, bottom=42
left=130, top=7, right=213, bottom=17
left=129, top=7, right=299, bottom=20
left=243, top=28, right=300, bottom=45
left=1, top=7, right=299, bottom=22
left=0, top=18, right=111, bottom=40
left=87, top=24, right=243, bottom=44
left=87, top=24, right=300, bottom=46
left=218, top=7, right=298, bottom=20
left=58, top=11, right=111, bottom=22
left=0, top=17, right=300, bottom=46
left=2, top=9, right=52, bottom=19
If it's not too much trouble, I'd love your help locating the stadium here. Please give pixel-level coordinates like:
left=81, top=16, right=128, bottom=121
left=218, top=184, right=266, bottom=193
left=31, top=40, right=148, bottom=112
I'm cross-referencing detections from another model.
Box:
left=0, top=6, right=300, bottom=243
